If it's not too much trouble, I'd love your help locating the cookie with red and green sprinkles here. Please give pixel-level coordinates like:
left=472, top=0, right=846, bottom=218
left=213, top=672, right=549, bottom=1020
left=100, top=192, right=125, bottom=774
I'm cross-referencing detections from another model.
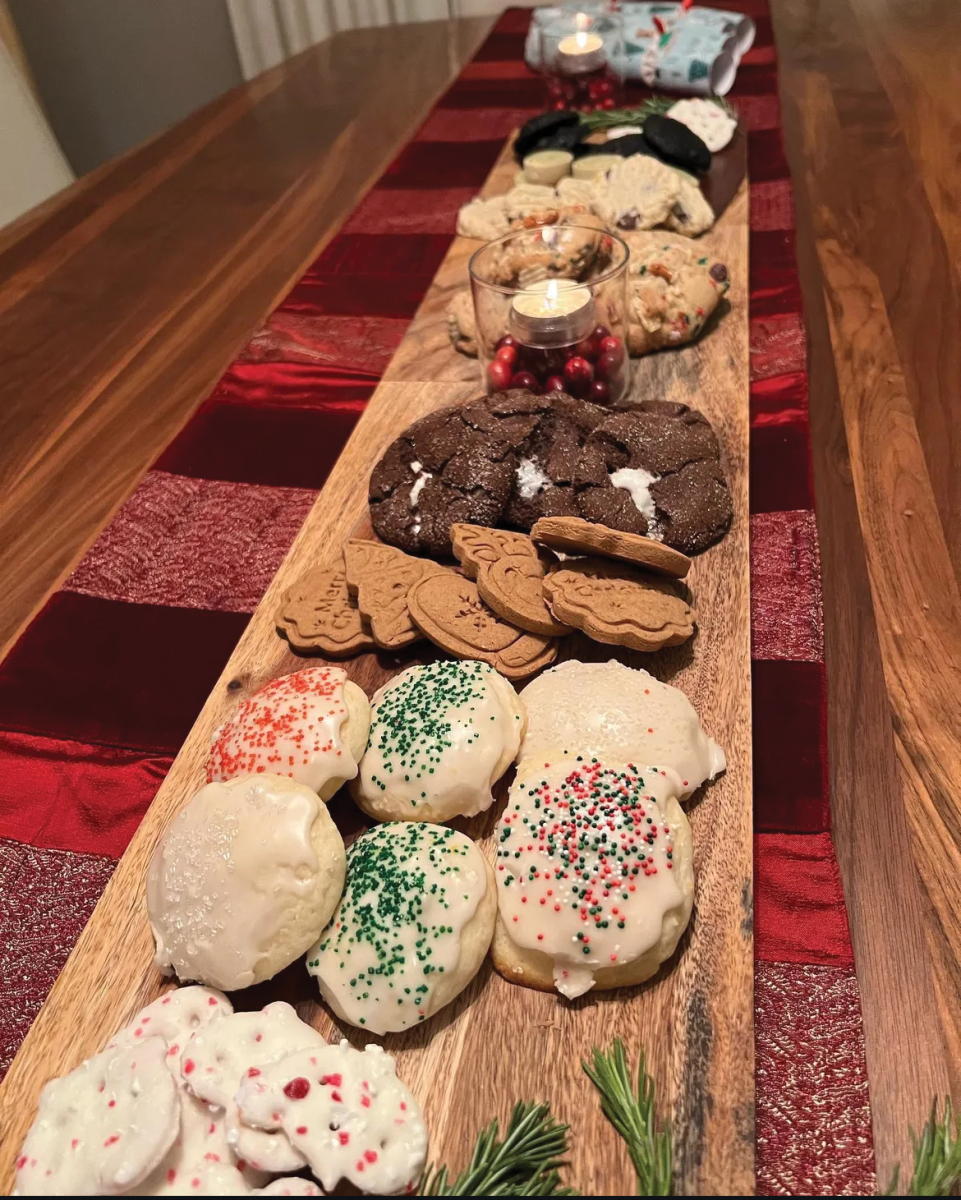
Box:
left=307, top=822, right=495, bottom=1035
left=491, top=756, right=693, bottom=999
left=351, top=660, right=525, bottom=823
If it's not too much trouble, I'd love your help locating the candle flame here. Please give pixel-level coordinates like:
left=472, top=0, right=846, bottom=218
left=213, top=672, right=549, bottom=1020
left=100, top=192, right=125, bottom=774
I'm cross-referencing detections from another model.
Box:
left=575, top=12, right=591, bottom=33
left=545, top=279, right=560, bottom=311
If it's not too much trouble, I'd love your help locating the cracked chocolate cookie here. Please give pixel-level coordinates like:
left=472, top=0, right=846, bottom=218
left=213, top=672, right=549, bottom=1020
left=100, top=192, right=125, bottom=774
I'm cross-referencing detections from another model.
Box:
left=574, top=401, right=733, bottom=554
left=369, top=391, right=548, bottom=557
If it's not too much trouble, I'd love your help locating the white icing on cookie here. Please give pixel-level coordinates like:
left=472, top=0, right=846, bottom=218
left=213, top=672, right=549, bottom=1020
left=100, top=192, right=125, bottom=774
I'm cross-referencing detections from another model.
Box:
left=517, top=659, right=725, bottom=796
left=181, top=1002, right=325, bottom=1175
left=206, top=667, right=359, bottom=796
left=666, top=98, right=737, bottom=153
left=608, top=465, right=659, bottom=525
left=409, top=469, right=431, bottom=507
left=516, top=457, right=551, bottom=501
left=253, top=1180, right=323, bottom=1196
left=309, top=823, right=487, bottom=1034
left=235, top=1041, right=427, bottom=1195
left=14, top=1039, right=179, bottom=1196
left=108, top=987, right=232, bottom=1058
left=147, top=774, right=332, bottom=991
left=497, top=758, right=688, bottom=998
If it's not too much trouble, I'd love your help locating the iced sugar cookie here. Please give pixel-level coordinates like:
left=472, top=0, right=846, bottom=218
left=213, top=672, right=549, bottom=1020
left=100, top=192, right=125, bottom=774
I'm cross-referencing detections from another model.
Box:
left=235, top=1041, right=427, bottom=1195
left=181, top=1002, right=325, bottom=1175
left=352, top=660, right=525, bottom=822
left=491, top=758, right=693, bottom=998
left=148, top=774, right=346, bottom=992
left=309, top=823, right=495, bottom=1034
left=14, top=1039, right=179, bottom=1196
left=666, top=98, right=737, bottom=153
left=517, top=659, right=725, bottom=797
left=207, top=667, right=370, bottom=801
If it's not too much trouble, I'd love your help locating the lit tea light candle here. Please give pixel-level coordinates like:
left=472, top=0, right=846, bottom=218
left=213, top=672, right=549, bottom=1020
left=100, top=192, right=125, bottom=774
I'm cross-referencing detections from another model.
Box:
left=556, top=22, right=606, bottom=75
left=509, top=278, right=596, bottom=347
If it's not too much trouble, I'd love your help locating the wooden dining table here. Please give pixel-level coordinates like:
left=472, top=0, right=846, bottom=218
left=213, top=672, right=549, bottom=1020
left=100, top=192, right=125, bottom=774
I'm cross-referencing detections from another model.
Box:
left=0, top=1, right=958, bottom=1186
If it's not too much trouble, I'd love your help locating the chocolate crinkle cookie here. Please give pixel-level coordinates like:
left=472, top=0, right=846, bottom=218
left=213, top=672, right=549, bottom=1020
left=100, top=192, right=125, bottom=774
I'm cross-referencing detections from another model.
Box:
left=369, top=391, right=547, bottom=556
left=574, top=400, right=733, bottom=554
left=503, top=391, right=608, bottom=529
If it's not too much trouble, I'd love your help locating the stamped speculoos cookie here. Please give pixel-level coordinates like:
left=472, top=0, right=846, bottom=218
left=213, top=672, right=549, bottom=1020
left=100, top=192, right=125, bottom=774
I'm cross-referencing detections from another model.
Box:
left=343, top=539, right=450, bottom=650
left=276, top=566, right=375, bottom=657
left=531, top=515, right=691, bottom=579
left=450, top=523, right=541, bottom=579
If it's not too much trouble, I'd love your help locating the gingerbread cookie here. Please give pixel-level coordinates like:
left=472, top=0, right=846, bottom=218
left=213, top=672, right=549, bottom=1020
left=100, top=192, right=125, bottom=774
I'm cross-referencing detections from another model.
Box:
left=477, top=554, right=570, bottom=637
left=407, top=572, right=557, bottom=680
left=343, top=539, right=449, bottom=650
left=450, top=523, right=541, bottom=578
left=624, top=230, right=729, bottom=356
left=275, top=566, right=374, bottom=657
left=369, top=392, right=547, bottom=556
left=543, top=557, right=695, bottom=651
left=531, top=515, right=691, bottom=578
left=575, top=402, right=733, bottom=555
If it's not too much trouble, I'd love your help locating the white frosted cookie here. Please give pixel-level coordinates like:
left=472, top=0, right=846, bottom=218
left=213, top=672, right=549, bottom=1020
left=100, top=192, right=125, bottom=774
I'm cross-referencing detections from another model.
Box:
left=308, top=823, right=495, bottom=1034
left=181, top=1002, right=325, bottom=1175
left=352, top=660, right=525, bottom=822
left=108, top=986, right=232, bottom=1057
left=667, top=98, right=737, bottom=152
left=207, top=666, right=370, bottom=801
left=147, top=774, right=347, bottom=992
left=14, top=1039, right=179, bottom=1196
left=235, top=1041, right=427, bottom=1195
left=254, top=1181, right=322, bottom=1196
left=504, top=183, right=558, bottom=220
left=456, top=194, right=509, bottom=240
left=517, top=659, right=725, bottom=797
left=592, top=154, right=680, bottom=231
left=491, top=758, right=693, bottom=998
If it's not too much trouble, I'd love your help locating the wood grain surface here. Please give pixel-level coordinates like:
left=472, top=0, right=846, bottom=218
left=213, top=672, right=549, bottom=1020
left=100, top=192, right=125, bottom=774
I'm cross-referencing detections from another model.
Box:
left=772, top=0, right=961, bottom=1178
left=0, top=17, right=492, bottom=664
left=0, top=142, right=753, bottom=1195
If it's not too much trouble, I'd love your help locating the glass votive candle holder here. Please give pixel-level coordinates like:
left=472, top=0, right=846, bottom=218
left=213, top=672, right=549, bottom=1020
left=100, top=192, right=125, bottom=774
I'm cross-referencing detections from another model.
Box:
left=539, top=10, right=624, bottom=113
left=468, top=224, right=632, bottom=406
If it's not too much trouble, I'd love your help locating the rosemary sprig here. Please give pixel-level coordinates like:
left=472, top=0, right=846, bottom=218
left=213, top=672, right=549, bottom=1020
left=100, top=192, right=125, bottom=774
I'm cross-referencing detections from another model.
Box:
left=579, top=94, right=738, bottom=133
left=419, top=1100, right=576, bottom=1196
left=582, top=1041, right=672, bottom=1195
left=881, top=1098, right=961, bottom=1197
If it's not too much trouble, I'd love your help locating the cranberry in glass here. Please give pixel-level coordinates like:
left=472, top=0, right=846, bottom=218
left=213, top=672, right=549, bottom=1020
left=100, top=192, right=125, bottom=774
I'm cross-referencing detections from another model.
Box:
left=589, top=379, right=611, bottom=404
left=495, top=344, right=519, bottom=367
left=495, top=334, right=519, bottom=352
left=545, top=374, right=566, bottom=393
left=591, top=324, right=611, bottom=343
left=487, top=358, right=513, bottom=390
left=572, top=336, right=597, bottom=361
left=596, top=351, right=623, bottom=384
left=599, top=335, right=625, bottom=367
left=563, top=355, right=594, bottom=396
left=510, top=370, right=541, bottom=393
left=599, top=98, right=616, bottom=110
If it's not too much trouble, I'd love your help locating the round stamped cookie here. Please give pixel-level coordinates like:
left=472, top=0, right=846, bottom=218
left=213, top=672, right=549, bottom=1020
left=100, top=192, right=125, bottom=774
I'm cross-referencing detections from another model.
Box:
left=450, top=523, right=541, bottom=579
left=477, top=554, right=571, bottom=637
left=14, top=1038, right=179, bottom=1196
left=352, top=660, right=524, bottom=822
left=147, top=774, right=346, bottom=992
left=235, top=1041, right=427, bottom=1195
left=517, top=659, right=725, bottom=797
left=309, top=822, right=495, bottom=1034
left=180, top=1002, right=325, bottom=1175
left=532, top=515, right=691, bottom=579
left=207, top=667, right=370, bottom=801
left=491, top=757, right=694, bottom=998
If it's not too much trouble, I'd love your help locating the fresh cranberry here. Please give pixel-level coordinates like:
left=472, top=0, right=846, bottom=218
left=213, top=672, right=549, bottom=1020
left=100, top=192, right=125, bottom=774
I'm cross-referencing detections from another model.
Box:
left=494, top=334, right=519, bottom=352
left=550, top=99, right=569, bottom=111
left=495, top=344, right=519, bottom=367
left=595, top=351, right=623, bottom=383
left=572, top=336, right=597, bottom=361
left=510, top=370, right=541, bottom=393
left=487, top=358, right=513, bottom=390
left=599, top=335, right=625, bottom=366
left=591, top=325, right=611, bottom=343
left=589, top=379, right=611, bottom=404
left=563, top=356, right=594, bottom=396
left=544, top=375, right=566, bottom=393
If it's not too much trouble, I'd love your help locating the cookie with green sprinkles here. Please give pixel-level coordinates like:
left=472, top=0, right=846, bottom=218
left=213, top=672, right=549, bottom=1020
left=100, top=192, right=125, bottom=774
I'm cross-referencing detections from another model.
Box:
left=351, top=660, right=526, bottom=823
left=307, top=822, right=496, bottom=1035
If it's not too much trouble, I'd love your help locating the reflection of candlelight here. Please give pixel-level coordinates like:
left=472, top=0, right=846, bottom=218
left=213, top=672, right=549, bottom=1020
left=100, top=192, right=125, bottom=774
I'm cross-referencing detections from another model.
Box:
left=509, top=279, right=596, bottom=347
left=556, top=14, right=606, bottom=75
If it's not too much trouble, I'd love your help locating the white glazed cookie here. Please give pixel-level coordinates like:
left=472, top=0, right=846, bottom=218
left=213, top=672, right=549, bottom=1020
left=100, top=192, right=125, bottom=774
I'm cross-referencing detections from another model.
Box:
left=180, top=1002, right=325, bottom=1175
left=592, top=154, right=680, bottom=231
left=517, top=659, right=725, bottom=797
left=235, top=1041, right=427, bottom=1195
left=352, top=660, right=525, bottom=822
left=491, top=757, right=694, bottom=998
left=456, top=194, right=510, bottom=240
left=667, top=98, right=737, bottom=152
left=503, top=183, right=558, bottom=220
left=14, top=1039, right=179, bottom=1196
left=207, top=666, right=370, bottom=801
left=254, top=1181, right=323, bottom=1196
left=147, top=774, right=346, bottom=991
left=308, top=823, right=495, bottom=1034
left=108, top=986, right=232, bottom=1056
left=665, top=174, right=715, bottom=237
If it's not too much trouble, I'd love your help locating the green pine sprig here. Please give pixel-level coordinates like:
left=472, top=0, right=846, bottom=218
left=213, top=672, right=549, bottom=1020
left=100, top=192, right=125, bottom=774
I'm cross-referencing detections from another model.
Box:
left=419, top=1100, right=576, bottom=1196
left=579, top=94, right=737, bottom=133
left=881, top=1098, right=961, bottom=1197
left=582, top=1041, right=673, bottom=1195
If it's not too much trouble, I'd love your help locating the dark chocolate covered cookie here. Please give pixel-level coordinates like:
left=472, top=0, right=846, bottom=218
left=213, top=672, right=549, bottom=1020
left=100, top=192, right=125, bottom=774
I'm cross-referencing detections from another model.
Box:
left=574, top=401, right=733, bottom=554
left=643, top=114, right=712, bottom=173
left=369, top=391, right=548, bottom=556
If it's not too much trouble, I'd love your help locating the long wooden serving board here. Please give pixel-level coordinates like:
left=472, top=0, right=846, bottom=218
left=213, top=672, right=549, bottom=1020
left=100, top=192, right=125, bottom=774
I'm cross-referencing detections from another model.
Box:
left=0, top=142, right=753, bottom=1195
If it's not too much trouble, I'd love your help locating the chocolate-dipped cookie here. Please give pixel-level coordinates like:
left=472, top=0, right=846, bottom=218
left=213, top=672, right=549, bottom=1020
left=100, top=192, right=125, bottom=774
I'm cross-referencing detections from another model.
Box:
left=643, top=114, right=712, bottom=174
left=574, top=401, right=733, bottom=554
left=369, top=391, right=548, bottom=557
